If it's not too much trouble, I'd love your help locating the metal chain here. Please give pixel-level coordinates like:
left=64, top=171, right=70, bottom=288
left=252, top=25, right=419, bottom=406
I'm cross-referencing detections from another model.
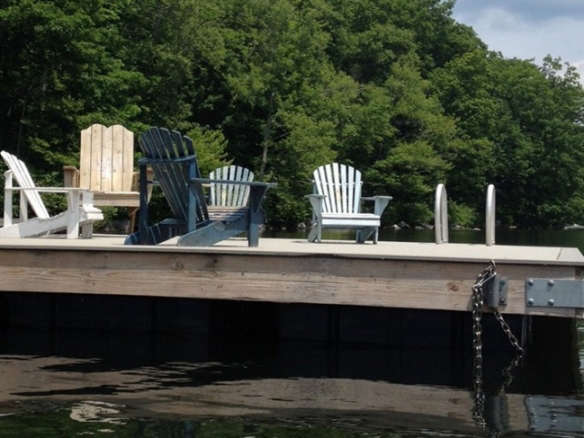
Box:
left=470, top=260, right=525, bottom=436
left=471, top=260, right=495, bottom=433
left=493, top=310, right=525, bottom=356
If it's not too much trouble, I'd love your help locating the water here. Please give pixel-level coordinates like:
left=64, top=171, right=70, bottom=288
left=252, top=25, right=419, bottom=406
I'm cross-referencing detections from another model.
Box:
left=0, top=229, right=583, bottom=437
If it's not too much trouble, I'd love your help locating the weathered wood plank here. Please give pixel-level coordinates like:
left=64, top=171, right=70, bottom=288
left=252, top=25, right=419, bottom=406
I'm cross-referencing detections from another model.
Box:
left=79, top=126, right=93, bottom=189
left=111, top=125, right=124, bottom=192
left=101, top=125, right=113, bottom=193
left=0, top=240, right=580, bottom=318
left=122, top=127, right=134, bottom=191
left=89, top=124, right=103, bottom=192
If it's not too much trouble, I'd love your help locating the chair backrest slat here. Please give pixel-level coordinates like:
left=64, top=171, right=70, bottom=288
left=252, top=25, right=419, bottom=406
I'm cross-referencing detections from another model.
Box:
left=240, top=167, right=252, bottom=205
left=231, top=166, right=242, bottom=206
left=340, top=164, right=347, bottom=213
left=313, top=163, right=363, bottom=214
left=353, top=169, right=362, bottom=213
left=79, top=124, right=134, bottom=193
left=1, top=151, right=49, bottom=219
left=347, top=165, right=355, bottom=213
left=209, top=165, right=254, bottom=208
left=226, top=165, right=235, bottom=206
left=315, top=166, right=329, bottom=213
left=333, top=163, right=343, bottom=213
left=324, top=164, right=334, bottom=213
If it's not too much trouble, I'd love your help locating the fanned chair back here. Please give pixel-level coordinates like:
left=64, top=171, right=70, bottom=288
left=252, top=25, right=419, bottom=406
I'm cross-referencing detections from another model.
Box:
left=1, top=151, right=49, bottom=219
left=138, top=127, right=209, bottom=225
left=313, top=163, right=363, bottom=214
left=209, top=165, right=254, bottom=208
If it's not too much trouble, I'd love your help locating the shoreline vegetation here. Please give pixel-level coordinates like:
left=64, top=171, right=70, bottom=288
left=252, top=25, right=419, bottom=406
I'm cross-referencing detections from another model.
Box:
left=1, top=0, right=583, bottom=232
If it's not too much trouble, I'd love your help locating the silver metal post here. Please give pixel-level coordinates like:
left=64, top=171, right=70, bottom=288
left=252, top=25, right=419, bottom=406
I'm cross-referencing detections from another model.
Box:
left=486, top=184, right=495, bottom=246
left=434, top=183, right=448, bottom=244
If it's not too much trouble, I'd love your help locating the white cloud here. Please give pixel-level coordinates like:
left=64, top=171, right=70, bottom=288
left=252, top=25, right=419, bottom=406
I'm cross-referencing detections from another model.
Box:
left=453, top=3, right=584, bottom=83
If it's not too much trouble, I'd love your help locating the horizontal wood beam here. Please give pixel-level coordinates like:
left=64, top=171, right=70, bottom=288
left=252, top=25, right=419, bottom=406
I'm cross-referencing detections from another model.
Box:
left=0, top=246, right=580, bottom=318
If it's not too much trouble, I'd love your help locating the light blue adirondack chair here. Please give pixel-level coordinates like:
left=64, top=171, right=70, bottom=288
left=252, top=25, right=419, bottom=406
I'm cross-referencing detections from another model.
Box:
left=208, top=165, right=254, bottom=208
left=307, top=163, right=392, bottom=243
left=124, top=128, right=273, bottom=247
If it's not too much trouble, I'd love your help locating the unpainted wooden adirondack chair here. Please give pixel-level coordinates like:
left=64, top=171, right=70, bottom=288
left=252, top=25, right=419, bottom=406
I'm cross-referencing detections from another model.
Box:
left=307, top=163, right=392, bottom=243
left=63, top=124, right=150, bottom=231
left=124, top=127, right=273, bottom=247
left=1, top=151, right=103, bottom=238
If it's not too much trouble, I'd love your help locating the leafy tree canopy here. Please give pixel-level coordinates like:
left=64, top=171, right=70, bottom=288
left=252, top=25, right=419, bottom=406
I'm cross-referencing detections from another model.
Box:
left=1, top=0, right=583, bottom=230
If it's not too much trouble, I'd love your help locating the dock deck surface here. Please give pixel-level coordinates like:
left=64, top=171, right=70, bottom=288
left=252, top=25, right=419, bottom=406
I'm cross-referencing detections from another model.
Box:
left=0, top=235, right=582, bottom=318
left=0, top=234, right=582, bottom=265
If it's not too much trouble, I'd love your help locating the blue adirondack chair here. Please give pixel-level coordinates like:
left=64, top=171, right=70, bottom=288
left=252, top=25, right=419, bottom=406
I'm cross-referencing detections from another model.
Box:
left=124, top=127, right=273, bottom=247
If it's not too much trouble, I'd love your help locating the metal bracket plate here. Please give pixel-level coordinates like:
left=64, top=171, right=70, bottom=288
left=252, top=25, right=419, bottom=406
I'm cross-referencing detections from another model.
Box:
left=525, top=279, right=584, bottom=309
left=485, top=275, right=509, bottom=309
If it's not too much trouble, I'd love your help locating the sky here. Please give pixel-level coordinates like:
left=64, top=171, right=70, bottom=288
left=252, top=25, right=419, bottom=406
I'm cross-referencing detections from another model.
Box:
left=452, top=0, right=584, bottom=81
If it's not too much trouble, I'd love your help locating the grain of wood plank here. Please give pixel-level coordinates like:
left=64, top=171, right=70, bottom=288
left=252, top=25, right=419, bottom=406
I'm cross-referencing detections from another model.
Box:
left=90, top=124, right=103, bottom=192
left=101, top=125, right=113, bottom=192
left=111, top=125, right=124, bottom=192
left=79, top=126, right=93, bottom=189
left=0, top=241, right=580, bottom=318
left=122, top=128, right=134, bottom=190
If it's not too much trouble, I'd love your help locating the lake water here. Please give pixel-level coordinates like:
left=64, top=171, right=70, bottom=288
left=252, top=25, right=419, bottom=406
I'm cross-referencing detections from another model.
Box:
left=0, top=229, right=583, bottom=437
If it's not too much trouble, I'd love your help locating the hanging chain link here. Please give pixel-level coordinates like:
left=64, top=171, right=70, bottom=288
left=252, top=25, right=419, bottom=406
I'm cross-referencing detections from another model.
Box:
left=470, top=260, right=525, bottom=436
left=471, top=260, right=495, bottom=432
left=493, top=310, right=525, bottom=356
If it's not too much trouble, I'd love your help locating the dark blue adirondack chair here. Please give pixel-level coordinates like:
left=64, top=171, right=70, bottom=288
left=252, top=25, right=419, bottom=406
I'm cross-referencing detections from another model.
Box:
left=124, top=127, right=273, bottom=247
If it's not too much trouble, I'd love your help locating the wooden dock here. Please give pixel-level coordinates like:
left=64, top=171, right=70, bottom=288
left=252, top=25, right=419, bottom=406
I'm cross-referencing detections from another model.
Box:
left=0, top=235, right=583, bottom=319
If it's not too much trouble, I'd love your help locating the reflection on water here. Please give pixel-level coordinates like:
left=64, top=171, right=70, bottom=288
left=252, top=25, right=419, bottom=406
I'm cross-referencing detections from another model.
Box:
left=0, top=228, right=583, bottom=437
left=0, top=320, right=582, bottom=438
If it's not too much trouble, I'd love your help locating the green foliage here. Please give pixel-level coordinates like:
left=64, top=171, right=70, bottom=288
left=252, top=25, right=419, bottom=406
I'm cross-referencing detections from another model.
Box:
left=449, top=200, right=477, bottom=228
left=187, top=126, right=231, bottom=176
left=368, top=140, right=450, bottom=224
left=1, top=0, right=583, bottom=231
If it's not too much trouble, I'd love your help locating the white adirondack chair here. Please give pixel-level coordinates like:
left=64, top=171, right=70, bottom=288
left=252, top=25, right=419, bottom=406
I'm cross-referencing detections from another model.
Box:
left=307, top=163, right=392, bottom=243
left=1, top=151, right=103, bottom=238
left=208, top=165, right=254, bottom=208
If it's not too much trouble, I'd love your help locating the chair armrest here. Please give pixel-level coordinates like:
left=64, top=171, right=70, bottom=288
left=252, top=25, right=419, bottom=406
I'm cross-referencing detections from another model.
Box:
left=192, top=177, right=276, bottom=188
left=361, top=195, right=393, bottom=216
left=306, top=194, right=325, bottom=216
left=6, top=186, right=97, bottom=208
left=63, top=166, right=80, bottom=187
left=7, top=186, right=87, bottom=193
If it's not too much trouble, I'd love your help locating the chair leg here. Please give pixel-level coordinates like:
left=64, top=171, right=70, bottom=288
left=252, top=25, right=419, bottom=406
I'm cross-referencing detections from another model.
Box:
left=128, top=207, right=138, bottom=233
left=308, top=221, right=321, bottom=242
left=356, top=227, right=376, bottom=244
left=66, top=192, right=80, bottom=239
left=80, top=223, right=93, bottom=238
